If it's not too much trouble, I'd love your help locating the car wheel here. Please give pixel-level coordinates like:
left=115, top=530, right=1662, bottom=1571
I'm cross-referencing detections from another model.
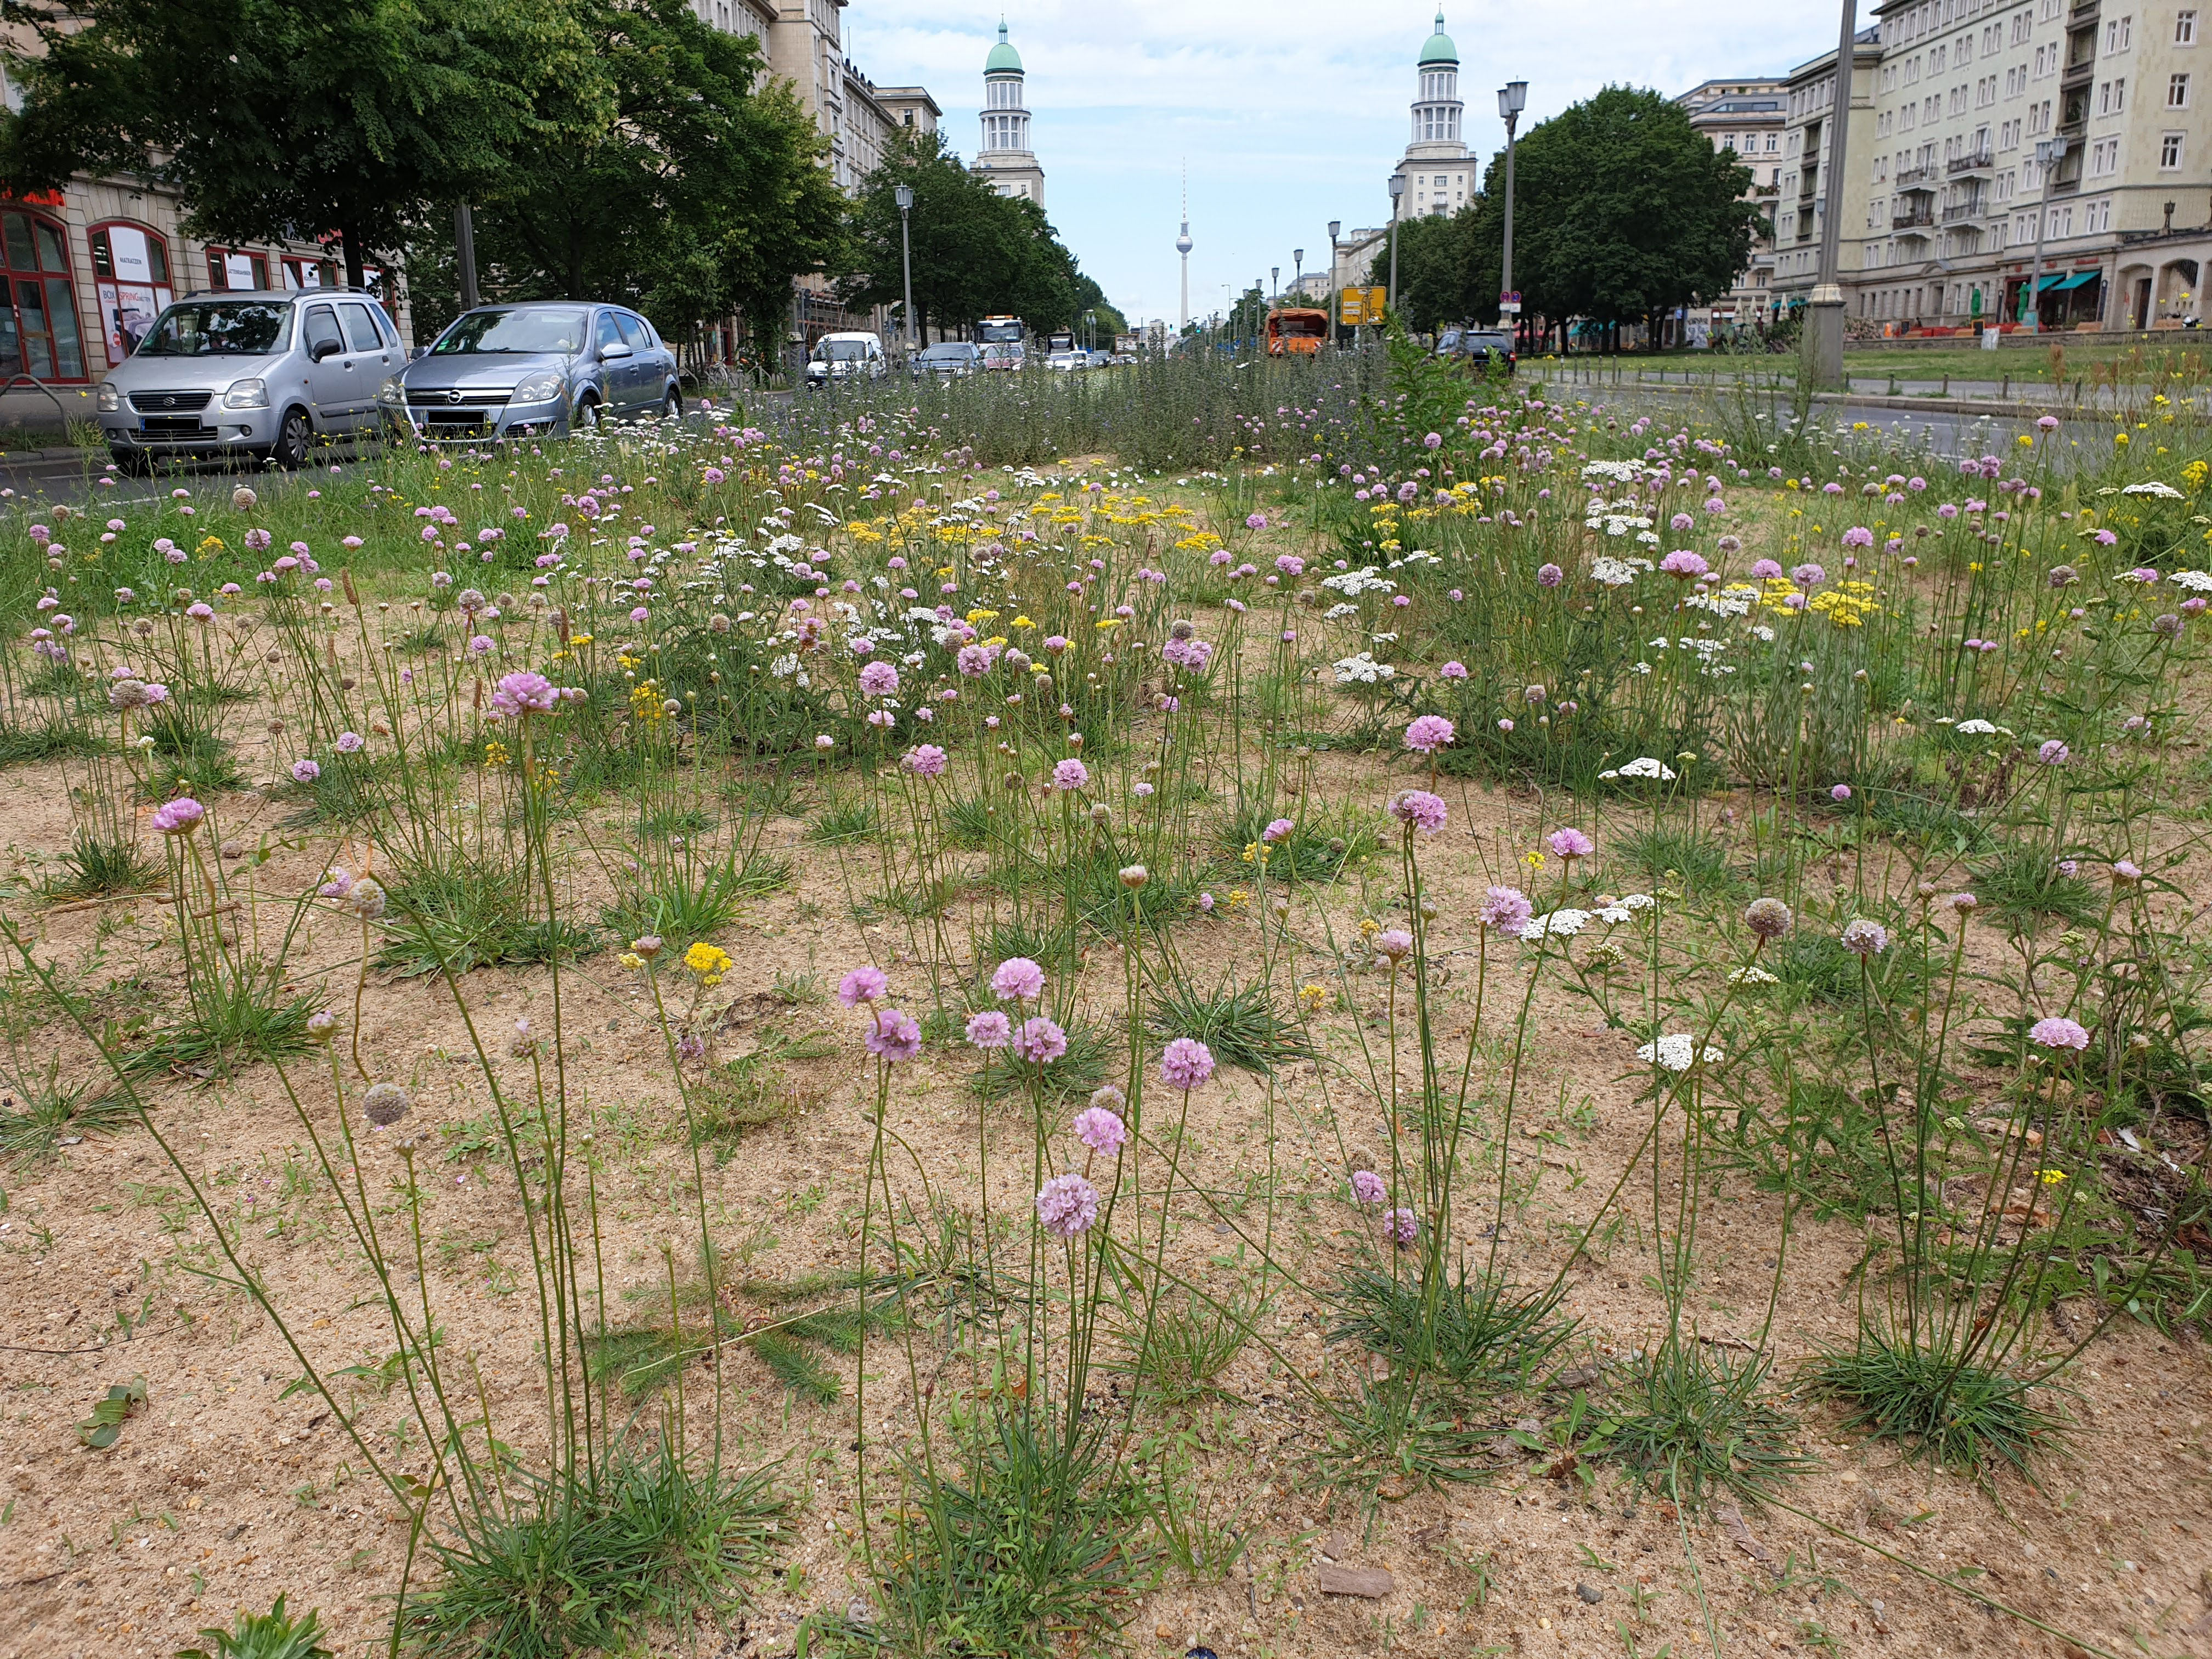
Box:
left=268, top=408, right=312, bottom=469
left=661, top=386, right=681, bottom=421
left=576, top=396, right=602, bottom=433
left=108, top=447, right=151, bottom=477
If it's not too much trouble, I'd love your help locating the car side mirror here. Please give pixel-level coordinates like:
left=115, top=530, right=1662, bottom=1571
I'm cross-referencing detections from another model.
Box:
left=310, top=337, right=341, bottom=362
left=600, top=343, right=633, bottom=362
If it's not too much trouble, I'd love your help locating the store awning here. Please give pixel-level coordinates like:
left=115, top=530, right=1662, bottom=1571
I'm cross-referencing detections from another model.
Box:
left=2033, top=273, right=2068, bottom=290
left=2052, top=270, right=2099, bottom=290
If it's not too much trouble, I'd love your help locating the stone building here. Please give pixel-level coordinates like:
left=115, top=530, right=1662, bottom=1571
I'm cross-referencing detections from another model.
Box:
left=973, top=22, right=1046, bottom=206
left=1677, top=78, right=1788, bottom=325
left=1393, top=12, right=1475, bottom=221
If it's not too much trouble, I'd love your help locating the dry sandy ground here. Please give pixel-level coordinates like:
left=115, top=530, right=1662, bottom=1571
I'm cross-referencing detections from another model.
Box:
left=0, top=742, right=2207, bottom=1659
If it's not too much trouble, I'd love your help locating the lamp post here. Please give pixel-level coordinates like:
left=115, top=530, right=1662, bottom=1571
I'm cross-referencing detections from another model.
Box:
left=1271, top=265, right=1279, bottom=304
left=2024, top=135, right=2068, bottom=332
left=1387, top=173, right=1405, bottom=314
left=894, top=183, right=916, bottom=359
left=454, top=204, right=479, bottom=310
left=1293, top=247, right=1304, bottom=300
left=1498, top=80, right=1526, bottom=346
left=1806, top=0, right=1860, bottom=387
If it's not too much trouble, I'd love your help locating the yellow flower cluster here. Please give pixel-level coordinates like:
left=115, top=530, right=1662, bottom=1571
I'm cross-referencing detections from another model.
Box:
left=684, top=942, right=732, bottom=986
left=1808, top=579, right=1881, bottom=628
left=483, top=740, right=510, bottom=768
left=629, top=678, right=667, bottom=723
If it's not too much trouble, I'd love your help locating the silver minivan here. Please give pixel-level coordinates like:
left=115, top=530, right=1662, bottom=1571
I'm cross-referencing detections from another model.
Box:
left=94, top=290, right=402, bottom=470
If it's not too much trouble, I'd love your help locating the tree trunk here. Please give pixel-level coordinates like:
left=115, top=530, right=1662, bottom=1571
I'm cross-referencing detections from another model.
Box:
left=339, top=218, right=365, bottom=291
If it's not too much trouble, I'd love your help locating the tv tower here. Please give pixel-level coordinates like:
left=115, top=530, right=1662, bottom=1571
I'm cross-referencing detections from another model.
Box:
left=1176, top=163, right=1193, bottom=331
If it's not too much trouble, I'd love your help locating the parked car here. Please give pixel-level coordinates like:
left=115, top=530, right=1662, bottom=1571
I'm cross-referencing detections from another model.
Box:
left=1046, top=349, right=1087, bottom=372
left=383, top=302, right=679, bottom=442
left=806, top=331, right=888, bottom=388
left=95, top=289, right=403, bottom=469
left=1436, top=326, right=1516, bottom=373
left=980, top=342, right=1024, bottom=371
left=911, top=342, right=981, bottom=380
left=1086, top=349, right=1113, bottom=369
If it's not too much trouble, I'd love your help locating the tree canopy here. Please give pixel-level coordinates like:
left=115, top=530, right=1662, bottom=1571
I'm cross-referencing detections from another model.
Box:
left=843, top=132, right=1101, bottom=337
left=1373, top=85, right=1760, bottom=339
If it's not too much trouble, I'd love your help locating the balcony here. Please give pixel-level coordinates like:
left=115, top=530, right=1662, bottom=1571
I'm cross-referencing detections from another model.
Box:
left=1941, top=198, right=1984, bottom=222
left=1894, top=165, right=1937, bottom=189
left=1892, top=206, right=1936, bottom=229
left=1948, top=146, right=1995, bottom=176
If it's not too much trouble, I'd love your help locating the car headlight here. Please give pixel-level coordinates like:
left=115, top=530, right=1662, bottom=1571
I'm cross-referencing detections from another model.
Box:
left=377, top=379, right=405, bottom=407
left=806, top=362, right=825, bottom=375
left=514, top=371, right=564, bottom=403
left=96, top=382, right=121, bottom=413
left=222, top=378, right=269, bottom=410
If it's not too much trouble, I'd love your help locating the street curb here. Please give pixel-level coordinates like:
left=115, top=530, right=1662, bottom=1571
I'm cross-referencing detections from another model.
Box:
left=1555, top=377, right=2119, bottom=421
left=0, top=446, right=101, bottom=464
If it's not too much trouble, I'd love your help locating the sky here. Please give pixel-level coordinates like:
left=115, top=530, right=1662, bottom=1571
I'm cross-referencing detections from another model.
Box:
left=840, top=0, right=1864, bottom=328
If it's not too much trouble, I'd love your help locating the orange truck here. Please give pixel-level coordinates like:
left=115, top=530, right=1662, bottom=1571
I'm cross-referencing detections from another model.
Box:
left=1265, top=306, right=1330, bottom=355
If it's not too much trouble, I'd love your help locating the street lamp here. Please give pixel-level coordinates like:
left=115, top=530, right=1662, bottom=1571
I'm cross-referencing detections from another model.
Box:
left=2024, top=135, right=2069, bottom=332
left=1498, top=81, right=1526, bottom=345
left=1386, top=174, right=1405, bottom=313
left=894, top=183, right=916, bottom=359
left=1271, top=265, right=1279, bottom=304
left=1293, top=247, right=1304, bottom=300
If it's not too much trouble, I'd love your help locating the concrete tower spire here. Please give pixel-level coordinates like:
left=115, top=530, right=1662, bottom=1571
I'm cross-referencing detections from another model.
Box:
left=1176, top=163, right=1193, bottom=331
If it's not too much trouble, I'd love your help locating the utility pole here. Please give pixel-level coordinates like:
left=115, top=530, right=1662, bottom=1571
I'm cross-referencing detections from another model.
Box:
left=1387, top=174, right=1405, bottom=314
left=1498, top=80, right=1526, bottom=346
left=2024, top=136, right=2068, bottom=331
left=1807, top=0, right=1860, bottom=387
left=454, top=204, right=479, bottom=309
left=894, top=183, right=916, bottom=359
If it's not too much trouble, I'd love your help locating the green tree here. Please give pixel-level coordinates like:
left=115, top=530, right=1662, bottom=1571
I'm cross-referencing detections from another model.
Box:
left=844, top=132, right=1094, bottom=338
left=464, top=0, right=846, bottom=346
left=0, top=0, right=604, bottom=289
left=1470, top=86, right=1759, bottom=347
left=1369, top=210, right=1479, bottom=334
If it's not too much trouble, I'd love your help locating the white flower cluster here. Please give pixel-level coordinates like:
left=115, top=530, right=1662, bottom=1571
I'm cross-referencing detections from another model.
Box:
left=1581, top=459, right=1651, bottom=485
left=1322, top=602, right=1361, bottom=620
left=1729, top=964, right=1780, bottom=985
left=1587, top=507, right=1657, bottom=541
left=1333, top=651, right=1396, bottom=684
left=1589, top=556, right=1649, bottom=586
left=1638, top=1033, right=1724, bottom=1071
left=1600, top=757, right=1677, bottom=782
left=1521, top=908, right=1593, bottom=939
left=2170, top=569, right=2212, bottom=592
left=1953, top=718, right=2000, bottom=736
left=2122, top=481, right=2186, bottom=499
left=1321, top=566, right=1398, bottom=597
left=1683, top=584, right=1757, bottom=618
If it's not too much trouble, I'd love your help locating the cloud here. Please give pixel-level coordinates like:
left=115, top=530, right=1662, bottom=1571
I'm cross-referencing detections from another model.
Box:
left=843, top=2, right=1857, bottom=322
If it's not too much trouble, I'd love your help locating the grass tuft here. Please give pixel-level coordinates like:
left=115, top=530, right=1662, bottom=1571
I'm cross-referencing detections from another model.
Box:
left=1807, top=1330, right=2067, bottom=1482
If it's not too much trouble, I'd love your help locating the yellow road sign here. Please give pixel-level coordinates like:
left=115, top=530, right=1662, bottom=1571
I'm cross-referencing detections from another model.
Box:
left=1339, top=286, right=1387, bottom=326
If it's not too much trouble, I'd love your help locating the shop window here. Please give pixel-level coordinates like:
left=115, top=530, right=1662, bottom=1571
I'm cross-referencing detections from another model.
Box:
left=280, top=255, right=341, bottom=291
left=0, top=207, right=83, bottom=380
left=207, top=247, right=270, bottom=291
left=88, top=222, right=174, bottom=364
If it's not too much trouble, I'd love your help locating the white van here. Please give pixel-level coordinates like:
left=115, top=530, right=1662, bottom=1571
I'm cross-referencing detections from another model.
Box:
left=805, top=331, right=888, bottom=388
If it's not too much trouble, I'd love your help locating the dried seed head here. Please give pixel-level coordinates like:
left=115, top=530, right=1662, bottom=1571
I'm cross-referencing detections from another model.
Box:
left=362, top=1083, right=413, bottom=1127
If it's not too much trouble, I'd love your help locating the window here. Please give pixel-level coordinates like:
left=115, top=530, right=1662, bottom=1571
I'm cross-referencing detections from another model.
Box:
left=2171, top=71, right=2193, bottom=104
left=88, top=222, right=174, bottom=366
left=0, top=209, right=82, bottom=380
left=206, top=247, right=268, bottom=292
left=2163, top=128, right=2186, bottom=163
left=2182, top=8, right=2200, bottom=42
left=338, top=302, right=385, bottom=353
left=2012, top=9, right=2032, bottom=43
left=2090, top=135, right=2119, bottom=173
left=595, top=311, right=623, bottom=353
left=2098, top=80, right=2113, bottom=111
left=2114, top=76, right=2128, bottom=108
left=280, top=255, right=338, bottom=291
left=301, top=303, right=342, bottom=360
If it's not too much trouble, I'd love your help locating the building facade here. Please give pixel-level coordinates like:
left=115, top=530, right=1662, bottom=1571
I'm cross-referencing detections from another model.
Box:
left=973, top=22, right=1046, bottom=205
left=1394, top=12, right=1475, bottom=219
left=1677, top=77, right=1788, bottom=325
left=1772, top=28, right=1886, bottom=316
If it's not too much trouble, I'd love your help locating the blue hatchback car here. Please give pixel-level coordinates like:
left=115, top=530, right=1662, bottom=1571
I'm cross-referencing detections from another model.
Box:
left=382, top=301, right=681, bottom=441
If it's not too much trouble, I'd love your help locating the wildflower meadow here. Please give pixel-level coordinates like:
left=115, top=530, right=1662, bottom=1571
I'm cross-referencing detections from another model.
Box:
left=1, top=341, right=2209, bottom=1659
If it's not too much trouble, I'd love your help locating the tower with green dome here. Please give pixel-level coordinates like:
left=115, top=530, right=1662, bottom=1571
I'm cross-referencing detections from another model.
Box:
left=975, top=19, right=1045, bottom=208
left=1395, top=9, right=1471, bottom=221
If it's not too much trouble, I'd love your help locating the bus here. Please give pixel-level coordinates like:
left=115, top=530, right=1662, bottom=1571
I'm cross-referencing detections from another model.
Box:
left=977, top=315, right=1026, bottom=369
left=1265, top=307, right=1330, bottom=356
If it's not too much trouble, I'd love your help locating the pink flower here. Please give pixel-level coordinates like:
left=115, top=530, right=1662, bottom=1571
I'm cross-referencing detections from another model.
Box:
left=1074, top=1105, right=1128, bottom=1153
left=151, top=797, right=204, bottom=836
left=1014, top=1017, right=1068, bottom=1064
left=1659, top=550, right=1709, bottom=580
left=1536, top=563, right=1564, bottom=587
left=859, top=660, right=900, bottom=697
left=1546, top=827, right=1594, bottom=860
left=2038, top=740, right=2070, bottom=765
left=902, top=744, right=948, bottom=777
left=866, top=1007, right=922, bottom=1062
left=1750, top=558, right=1784, bottom=580
left=291, top=759, right=321, bottom=784
left=1839, top=919, right=1888, bottom=956
left=965, top=1011, right=1013, bottom=1049
left=1831, top=783, right=1852, bottom=802
left=1403, top=714, right=1456, bottom=755
left=1160, top=1037, right=1215, bottom=1090
left=1384, top=1207, right=1419, bottom=1246
left=1261, top=817, right=1295, bottom=843
left=1349, top=1169, right=1385, bottom=1204
left=1841, top=526, right=1874, bottom=549
left=1388, top=789, right=1447, bottom=834
left=1036, top=1172, right=1101, bottom=1238
left=837, top=965, right=888, bottom=1006
left=1481, top=885, right=1533, bottom=933
left=2029, top=1015, right=2090, bottom=1051
left=490, top=670, right=557, bottom=717
left=1052, top=758, right=1090, bottom=791
left=992, top=957, right=1046, bottom=1001
left=1440, top=660, right=1469, bottom=680
left=1791, top=563, right=1825, bottom=588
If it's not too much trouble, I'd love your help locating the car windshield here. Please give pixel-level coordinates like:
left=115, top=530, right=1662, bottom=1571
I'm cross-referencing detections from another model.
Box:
left=137, top=301, right=291, bottom=356
left=822, top=339, right=872, bottom=361
left=430, top=309, right=588, bottom=356
left=1466, top=334, right=1511, bottom=349
left=920, top=346, right=969, bottom=361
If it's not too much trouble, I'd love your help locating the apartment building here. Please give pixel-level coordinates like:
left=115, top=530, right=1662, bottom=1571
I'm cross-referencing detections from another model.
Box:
left=1773, top=29, right=1887, bottom=315
left=1851, top=0, right=2207, bottom=331
left=1678, top=77, right=1788, bottom=324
